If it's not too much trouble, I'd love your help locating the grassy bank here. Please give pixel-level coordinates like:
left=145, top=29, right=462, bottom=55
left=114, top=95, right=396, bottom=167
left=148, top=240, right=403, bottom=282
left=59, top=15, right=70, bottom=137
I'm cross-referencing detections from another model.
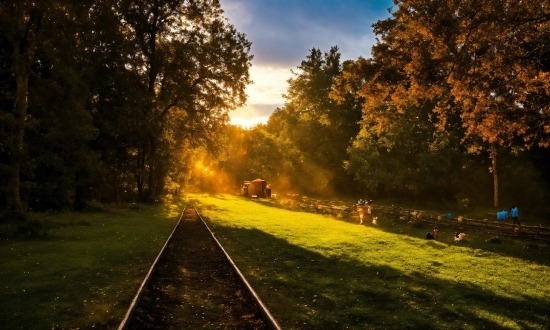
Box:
left=0, top=203, right=180, bottom=329
left=192, top=193, right=549, bottom=329
left=1, top=194, right=547, bottom=329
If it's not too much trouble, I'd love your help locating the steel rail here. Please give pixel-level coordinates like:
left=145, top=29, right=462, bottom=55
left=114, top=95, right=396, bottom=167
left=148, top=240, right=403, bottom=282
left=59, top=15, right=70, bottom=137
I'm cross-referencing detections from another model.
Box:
left=117, top=206, right=187, bottom=330
left=194, top=204, right=283, bottom=330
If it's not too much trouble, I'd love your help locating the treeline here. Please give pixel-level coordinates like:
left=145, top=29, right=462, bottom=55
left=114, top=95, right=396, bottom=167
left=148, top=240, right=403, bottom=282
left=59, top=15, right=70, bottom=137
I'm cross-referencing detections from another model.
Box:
left=0, top=0, right=252, bottom=217
left=211, top=0, right=550, bottom=214
left=2, top=0, right=549, bottom=220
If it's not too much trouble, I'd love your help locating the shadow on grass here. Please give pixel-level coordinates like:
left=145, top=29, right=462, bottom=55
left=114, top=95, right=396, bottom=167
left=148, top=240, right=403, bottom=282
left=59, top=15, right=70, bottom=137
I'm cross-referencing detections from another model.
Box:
left=213, top=226, right=549, bottom=330
left=366, top=217, right=550, bottom=268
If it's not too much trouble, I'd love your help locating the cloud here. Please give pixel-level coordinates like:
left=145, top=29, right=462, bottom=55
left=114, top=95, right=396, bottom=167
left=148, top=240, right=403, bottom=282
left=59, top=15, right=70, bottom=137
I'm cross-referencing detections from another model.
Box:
left=230, top=104, right=280, bottom=128
left=247, top=66, right=292, bottom=103
left=222, top=0, right=393, bottom=65
left=234, top=103, right=280, bottom=117
left=229, top=65, right=291, bottom=127
left=221, top=0, right=394, bottom=126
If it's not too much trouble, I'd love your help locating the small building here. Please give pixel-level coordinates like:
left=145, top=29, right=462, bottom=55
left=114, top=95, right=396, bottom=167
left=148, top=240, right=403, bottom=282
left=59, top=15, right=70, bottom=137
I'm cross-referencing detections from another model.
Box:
left=241, top=178, right=270, bottom=198
left=241, top=181, right=251, bottom=197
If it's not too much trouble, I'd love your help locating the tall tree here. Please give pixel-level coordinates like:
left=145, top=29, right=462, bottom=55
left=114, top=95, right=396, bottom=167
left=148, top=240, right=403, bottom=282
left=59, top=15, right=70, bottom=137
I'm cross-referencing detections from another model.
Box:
left=0, top=1, right=44, bottom=216
left=85, top=0, right=143, bottom=203
left=334, top=58, right=461, bottom=199
left=117, top=0, right=252, bottom=201
left=364, top=0, right=550, bottom=207
left=0, top=0, right=252, bottom=213
left=1, top=1, right=98, bottom=213
left=269, top=47, right=361, bottom=195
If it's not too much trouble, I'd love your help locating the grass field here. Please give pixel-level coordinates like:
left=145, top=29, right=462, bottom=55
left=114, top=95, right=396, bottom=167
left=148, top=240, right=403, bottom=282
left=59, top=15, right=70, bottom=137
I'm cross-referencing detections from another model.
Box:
left=191, top=193, right=550, bottom=329
left=0, top=194, right=548, bottom=329
left=0, top=202, right=181, bottom=329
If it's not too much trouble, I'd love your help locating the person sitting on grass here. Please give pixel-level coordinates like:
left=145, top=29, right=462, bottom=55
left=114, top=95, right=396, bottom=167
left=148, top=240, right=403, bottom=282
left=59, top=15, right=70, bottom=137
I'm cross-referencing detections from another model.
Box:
left=454, top=232, right=466, bottom=242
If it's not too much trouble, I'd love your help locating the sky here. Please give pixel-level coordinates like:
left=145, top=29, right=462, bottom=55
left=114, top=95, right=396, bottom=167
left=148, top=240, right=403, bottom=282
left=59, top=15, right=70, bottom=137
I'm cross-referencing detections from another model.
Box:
left=220, top=0, right=395, bottom=127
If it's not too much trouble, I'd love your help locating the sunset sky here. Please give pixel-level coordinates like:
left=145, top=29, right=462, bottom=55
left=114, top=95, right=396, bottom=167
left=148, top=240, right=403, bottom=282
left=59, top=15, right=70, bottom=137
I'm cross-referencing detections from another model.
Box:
left=220, top=0, right=395, bottom=127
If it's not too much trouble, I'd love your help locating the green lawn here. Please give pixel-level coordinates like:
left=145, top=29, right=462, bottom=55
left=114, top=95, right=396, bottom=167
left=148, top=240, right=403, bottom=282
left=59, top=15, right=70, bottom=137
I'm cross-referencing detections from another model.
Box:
left=0, top=202, right=180, bottom=329
left=1, top=194, right=548, bottom=329
left=191, top=193, right=550, bottom=330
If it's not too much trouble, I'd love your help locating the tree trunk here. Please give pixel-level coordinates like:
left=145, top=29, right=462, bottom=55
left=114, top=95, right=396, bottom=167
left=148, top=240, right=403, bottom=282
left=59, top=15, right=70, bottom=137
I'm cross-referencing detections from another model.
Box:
left=4, top=6, right=42, bottom=217
left=73, top=169, right=85, bottom=211
left=136, top=146, right=145, bottom=201
left=147, top=135, right=158, bottom=200
left=490, top=146, right=499, bottom=209
left=6, top=40, right=30, bottom=215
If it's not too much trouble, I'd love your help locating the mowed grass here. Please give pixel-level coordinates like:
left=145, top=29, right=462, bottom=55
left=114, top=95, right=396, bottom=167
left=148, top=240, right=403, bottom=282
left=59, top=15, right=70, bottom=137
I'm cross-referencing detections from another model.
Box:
left=1, top=194, right=547, bottom=329
left=0, top=202, right=181, bottom=329
left=191, top=193, right=550, bottom=330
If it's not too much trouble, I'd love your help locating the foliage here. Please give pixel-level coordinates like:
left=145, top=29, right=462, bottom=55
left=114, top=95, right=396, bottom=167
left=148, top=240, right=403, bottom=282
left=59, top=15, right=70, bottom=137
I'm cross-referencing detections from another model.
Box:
left=344, top=101, right=465, bottom=201
left=0, top=0, right=252, bottom=212
left=369, top=0, right=550, bottom=149
left=265, top=47, right=362, bottom=196
left=1, top=0, right=549, bottom=215
left=334, top=0, right=550, bottom=207
left=113, top=0, right=252, bottom=201
left=224, top=124, right=306, bottom=192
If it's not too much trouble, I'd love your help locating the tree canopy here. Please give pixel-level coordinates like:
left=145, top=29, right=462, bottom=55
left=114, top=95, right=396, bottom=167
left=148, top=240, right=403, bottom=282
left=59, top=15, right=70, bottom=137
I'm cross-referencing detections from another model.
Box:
left=0, top=0, right=252, bottom=216
left=1, top=0, right=549, bottom=219
left=264, top=47, right=362, bottom=195
left=334, top=0, right=550, bottom=207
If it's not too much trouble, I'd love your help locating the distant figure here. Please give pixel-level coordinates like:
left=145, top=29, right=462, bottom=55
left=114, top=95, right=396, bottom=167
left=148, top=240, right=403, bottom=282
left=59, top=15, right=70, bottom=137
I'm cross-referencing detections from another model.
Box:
left=366, top=199, right=373, bottom=216
left=358, top=207, right=365, bottom=224
left=497, top=209, right=509, bottom=221
left=426, top=232, right=435, bottom=239
left=454, top=232, right=466, bottom=242
left=510, top=206, right=520, bottom=226
left=433, top=226, right=438, bottom=239
left=357, top=199, right=365, bottom=224
left=372, top=216, right=378, bottom=225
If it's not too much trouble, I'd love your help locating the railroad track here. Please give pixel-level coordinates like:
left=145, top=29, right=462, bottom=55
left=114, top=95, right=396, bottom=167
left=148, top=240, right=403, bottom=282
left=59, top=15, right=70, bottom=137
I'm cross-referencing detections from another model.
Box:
left=373, top=205, right=550, bottom=241
left=258, top=195, right=550, bottom=242
left=118, top=206, right=281, bottom=329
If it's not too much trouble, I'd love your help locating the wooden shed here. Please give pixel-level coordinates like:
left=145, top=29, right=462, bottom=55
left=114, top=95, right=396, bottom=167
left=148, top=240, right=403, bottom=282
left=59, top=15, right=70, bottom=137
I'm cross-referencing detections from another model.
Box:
left=241, top=178, right=268, bottom=197
left=251, top=178, right=266, bottom=197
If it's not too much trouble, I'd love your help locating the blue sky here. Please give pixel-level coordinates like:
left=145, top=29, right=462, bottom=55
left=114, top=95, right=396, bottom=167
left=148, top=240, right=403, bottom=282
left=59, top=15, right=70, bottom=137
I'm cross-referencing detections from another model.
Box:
left=220, top=0, right=395, bottom=126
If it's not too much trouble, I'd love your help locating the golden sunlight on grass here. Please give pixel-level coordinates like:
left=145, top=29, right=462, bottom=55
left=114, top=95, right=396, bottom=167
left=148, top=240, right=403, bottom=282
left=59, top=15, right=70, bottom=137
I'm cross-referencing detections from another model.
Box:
left=190, top=193, right=550, bottom=329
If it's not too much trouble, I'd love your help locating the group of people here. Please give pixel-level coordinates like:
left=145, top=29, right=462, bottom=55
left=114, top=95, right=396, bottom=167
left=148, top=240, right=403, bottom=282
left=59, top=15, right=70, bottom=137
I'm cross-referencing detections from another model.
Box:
left=357, top=196, right=522, bottom=241
left=497, top=206, right=521, bottom=226
left=357, top=198, right=374, bottom=224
